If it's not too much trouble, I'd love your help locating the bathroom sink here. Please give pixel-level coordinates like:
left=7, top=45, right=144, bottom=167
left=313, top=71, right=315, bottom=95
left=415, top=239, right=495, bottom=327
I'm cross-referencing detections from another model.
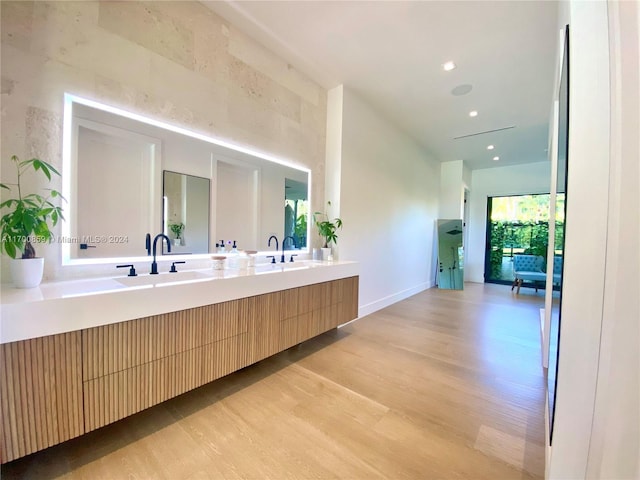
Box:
left=282, top=260, right=315, bottom=270
left=252, top=260, right=319, bottom=273
left=116, top=270, right=210, bottom=287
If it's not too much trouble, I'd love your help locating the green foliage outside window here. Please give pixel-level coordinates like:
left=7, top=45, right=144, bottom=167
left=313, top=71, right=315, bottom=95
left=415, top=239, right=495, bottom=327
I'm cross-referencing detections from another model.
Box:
left=487, top=194, right=565, bottom=282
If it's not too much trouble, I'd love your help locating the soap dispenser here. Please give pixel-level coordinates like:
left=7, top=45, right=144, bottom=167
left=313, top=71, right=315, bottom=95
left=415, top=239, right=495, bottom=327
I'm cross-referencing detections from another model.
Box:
left=218, top=240, right=225, bottom=254
left=227, top=240, right=239, bottom=269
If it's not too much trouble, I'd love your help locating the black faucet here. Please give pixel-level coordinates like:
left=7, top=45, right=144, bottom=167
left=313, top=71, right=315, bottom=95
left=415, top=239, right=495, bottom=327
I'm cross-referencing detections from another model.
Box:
left=282, top=236, right=296, bottom=263
left=150, top=233, right=171, bottom=274
left=268, top=235, right=279, bottom=258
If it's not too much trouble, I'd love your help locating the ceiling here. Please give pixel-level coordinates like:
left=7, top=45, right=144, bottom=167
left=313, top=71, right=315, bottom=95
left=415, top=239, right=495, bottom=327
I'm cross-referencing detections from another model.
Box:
left=204, top=1, right=560, bottom=170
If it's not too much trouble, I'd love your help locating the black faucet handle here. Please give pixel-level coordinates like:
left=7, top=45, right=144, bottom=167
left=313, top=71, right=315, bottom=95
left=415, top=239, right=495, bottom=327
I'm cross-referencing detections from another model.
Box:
left=169, top=261, right=186, bottom=273
left=266, top=255, right=276, bottom=264
left=289, top=254, right=298, bottom=262
left=117, top=264, right=137, bottom=277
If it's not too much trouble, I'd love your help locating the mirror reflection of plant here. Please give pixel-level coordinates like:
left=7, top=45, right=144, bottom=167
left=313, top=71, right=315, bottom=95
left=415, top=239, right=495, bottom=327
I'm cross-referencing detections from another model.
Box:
left=313, top=201, right=342, bottom=248
left=0, top=155, right=65, bottom=259
left=169, top=221, right=185, bottom=240
left=294, top=214, right=307, bottom=248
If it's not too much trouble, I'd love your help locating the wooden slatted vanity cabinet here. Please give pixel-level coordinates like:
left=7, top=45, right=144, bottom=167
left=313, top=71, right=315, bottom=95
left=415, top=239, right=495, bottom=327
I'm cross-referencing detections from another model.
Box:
left=0, top=263, right=358, bottom=463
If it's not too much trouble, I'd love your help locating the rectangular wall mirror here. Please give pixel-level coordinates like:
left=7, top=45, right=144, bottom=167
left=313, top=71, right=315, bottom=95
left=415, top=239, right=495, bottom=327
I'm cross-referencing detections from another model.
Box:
left=548, top=24, right=570, bottom=444
left=437, top=219, right=464, bottom=290
left=163, top=171, right=210, bottom=254
left=62, top=94, right=310, bottom=265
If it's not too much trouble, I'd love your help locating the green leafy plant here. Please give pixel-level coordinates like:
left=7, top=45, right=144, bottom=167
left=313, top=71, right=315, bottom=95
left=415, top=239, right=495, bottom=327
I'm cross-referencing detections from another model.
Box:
left=294, top=214, right=307, bottom=247
left=313, top=201, right=342, bottom=248
left=169, top=222, right=185, bottom=240
left=0, top=155, right=65, bottom=259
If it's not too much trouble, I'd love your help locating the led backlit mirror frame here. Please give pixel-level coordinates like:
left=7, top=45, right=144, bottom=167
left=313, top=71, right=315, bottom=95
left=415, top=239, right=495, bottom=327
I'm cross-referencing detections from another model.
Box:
left=61, top=93, right=311, bottom=266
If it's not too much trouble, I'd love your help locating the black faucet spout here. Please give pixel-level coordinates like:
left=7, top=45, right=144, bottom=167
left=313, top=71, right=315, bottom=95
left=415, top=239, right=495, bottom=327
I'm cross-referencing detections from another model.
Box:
left=282, top=236, right=296, bottom=263
left=150, top=233, right=171, bottom=274
left=268, top=235, right=279, bottom=253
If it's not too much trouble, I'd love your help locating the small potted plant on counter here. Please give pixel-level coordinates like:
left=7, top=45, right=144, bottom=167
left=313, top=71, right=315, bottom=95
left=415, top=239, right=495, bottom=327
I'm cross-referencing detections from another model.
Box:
left=313, top=201, right=342, bottom=261
left=169, top=221, right=185, bottom=246
left=0, top=155, right=65, bottom=288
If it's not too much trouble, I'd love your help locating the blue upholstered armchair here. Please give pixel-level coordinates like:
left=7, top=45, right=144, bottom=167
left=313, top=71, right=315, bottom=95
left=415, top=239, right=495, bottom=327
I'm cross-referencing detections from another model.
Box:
left=552, top=255, right=563, bottom=286
left=511, top=254, right=546, bottom=294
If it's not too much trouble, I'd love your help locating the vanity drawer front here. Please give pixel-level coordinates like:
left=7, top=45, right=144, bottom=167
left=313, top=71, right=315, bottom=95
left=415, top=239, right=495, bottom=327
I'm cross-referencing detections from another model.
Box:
left=84, top=332, right=251, bottom=432
left=82, top=315, right=177, bottom=381
left=202, top=300, right=248, bottom=343
left=339, top=276, right=359, bottom=325
left=0, top=332, right=84, bottom=463
left=82, top=300, right=250, bottom=381
left=279, top=277, right=359, bottom=348
left=248, top=292, right=283, bottom=363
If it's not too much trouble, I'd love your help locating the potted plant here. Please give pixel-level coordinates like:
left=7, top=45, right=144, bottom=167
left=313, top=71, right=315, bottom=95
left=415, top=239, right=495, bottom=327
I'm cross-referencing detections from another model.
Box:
left=313, top=201, right=342, bottom=260
left=169, top=221, right=185, bottom=246
left=0, top=155, right=65, bottom=288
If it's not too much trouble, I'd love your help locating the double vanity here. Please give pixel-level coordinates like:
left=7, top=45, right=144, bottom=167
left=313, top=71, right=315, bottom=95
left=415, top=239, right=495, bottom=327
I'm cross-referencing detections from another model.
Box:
left=0, top=260, right=359, bottom=463
left=0, top=93, right=348, bottom=464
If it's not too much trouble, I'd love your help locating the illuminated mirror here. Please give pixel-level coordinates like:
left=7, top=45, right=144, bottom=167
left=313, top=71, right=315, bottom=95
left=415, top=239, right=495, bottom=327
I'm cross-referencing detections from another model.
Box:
left=62, top=94, right=310, bottom=265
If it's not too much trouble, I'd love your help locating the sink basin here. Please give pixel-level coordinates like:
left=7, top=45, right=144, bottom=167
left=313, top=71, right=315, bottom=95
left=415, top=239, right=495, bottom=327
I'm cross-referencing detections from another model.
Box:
left=252, top=260, right=320, bottom=274
left=116, top=270, right=210, bottom=287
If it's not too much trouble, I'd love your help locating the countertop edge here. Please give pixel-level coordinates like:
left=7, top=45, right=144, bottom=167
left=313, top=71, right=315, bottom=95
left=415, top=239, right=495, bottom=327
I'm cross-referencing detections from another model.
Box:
left=1, top=262, right=359, bottom=344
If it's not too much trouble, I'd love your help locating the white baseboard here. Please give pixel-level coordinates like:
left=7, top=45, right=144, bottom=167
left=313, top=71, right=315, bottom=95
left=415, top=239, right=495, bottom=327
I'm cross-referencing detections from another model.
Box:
left=356, top=281, right=433, bottom=319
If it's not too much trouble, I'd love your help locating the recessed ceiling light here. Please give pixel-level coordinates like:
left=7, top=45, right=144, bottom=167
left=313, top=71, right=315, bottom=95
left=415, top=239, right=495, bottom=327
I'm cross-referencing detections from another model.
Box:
left=469, top=111, right=478, bottom=117
left=487, top=145, right=494, bottom=150
left=493, top=156, right=500, bottom=161
left=443, top=61, right=456, bottom=71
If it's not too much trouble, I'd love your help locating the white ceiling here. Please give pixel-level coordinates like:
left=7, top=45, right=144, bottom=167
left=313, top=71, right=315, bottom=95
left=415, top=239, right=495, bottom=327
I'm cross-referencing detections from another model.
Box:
left=204, top=1, right=560, bottom=170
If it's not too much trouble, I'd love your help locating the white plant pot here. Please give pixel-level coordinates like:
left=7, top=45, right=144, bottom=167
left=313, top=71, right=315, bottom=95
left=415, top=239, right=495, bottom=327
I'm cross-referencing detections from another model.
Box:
left=10, top=257, right=44, bottom=289
left=174, top=238, right=181, bottom=246
left=321, top=247, right=332, bottom=261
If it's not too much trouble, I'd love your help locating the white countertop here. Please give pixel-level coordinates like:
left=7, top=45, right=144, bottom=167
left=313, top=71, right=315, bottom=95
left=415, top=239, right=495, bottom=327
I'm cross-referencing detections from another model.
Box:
left=0, top=260, right=359, bottom=344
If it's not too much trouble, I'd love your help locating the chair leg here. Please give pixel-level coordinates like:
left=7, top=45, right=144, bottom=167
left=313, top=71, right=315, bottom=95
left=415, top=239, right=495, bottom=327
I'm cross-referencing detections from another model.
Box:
left=516, top=279, right=522, bottom=294
left=511, top=278, right=517, bottom=291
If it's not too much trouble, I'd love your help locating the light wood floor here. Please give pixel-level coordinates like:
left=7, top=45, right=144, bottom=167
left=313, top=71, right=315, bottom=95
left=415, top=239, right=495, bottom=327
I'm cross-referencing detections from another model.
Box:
left=2, top=283, right=546, bottom=479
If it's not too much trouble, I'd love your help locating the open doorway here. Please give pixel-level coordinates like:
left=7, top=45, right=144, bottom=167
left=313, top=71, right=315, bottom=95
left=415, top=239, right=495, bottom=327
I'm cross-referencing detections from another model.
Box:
left=484, top=193, right=564, bottom=284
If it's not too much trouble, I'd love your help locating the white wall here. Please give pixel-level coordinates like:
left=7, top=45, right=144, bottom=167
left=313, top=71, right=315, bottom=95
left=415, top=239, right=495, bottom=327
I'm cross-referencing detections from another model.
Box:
left=548, top=1, right=640, bottom=478
left=0, top=1, right=326, bottom=282
left=439, top=160, right=465, bottom=219
left=336, top=88, right=439, bottom=317
left=587, top=3, right=640, bottom=476
left=466, top=162, right=551, bottom=283
left=462, top=164, right=472, bottom=192
left=324, top=85, right=344, bottom=249
left=547, top=2, right=610, bottom=478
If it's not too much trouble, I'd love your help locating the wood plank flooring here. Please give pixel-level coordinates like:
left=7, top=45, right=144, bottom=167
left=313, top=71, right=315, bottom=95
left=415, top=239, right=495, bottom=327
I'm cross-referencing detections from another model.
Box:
left=1, top=283, right=546, bottom=479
